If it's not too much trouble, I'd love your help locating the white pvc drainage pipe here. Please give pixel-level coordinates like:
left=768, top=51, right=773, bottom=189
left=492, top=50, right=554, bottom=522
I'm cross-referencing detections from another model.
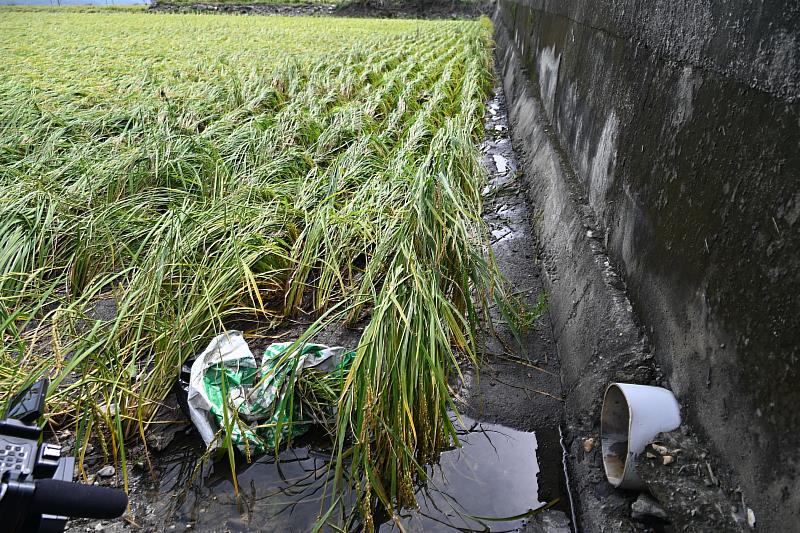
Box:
left=601, top=383, right=681, bottom=490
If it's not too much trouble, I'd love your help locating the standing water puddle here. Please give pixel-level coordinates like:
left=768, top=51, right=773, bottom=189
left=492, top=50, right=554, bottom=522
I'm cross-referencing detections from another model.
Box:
left=148, top=416, right=549, bottom=532
left=386, top=417, right=544, bottom=532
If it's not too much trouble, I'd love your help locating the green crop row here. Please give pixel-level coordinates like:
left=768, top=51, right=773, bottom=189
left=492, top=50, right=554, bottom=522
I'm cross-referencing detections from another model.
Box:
left=0, top=11, right=514, bottom=529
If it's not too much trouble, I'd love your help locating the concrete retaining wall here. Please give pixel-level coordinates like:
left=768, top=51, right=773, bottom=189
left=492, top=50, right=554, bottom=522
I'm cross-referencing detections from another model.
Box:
left=492, top=0, right=800, bottom=529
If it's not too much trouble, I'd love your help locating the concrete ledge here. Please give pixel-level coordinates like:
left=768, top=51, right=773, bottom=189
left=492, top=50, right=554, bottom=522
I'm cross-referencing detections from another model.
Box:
left=492, top=12, right=657, bottom=531
left=492, top=0, right=800, bottom=528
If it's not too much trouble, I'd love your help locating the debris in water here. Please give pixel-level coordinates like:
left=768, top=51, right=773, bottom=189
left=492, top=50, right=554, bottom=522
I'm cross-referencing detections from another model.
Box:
left=186, top=331, right=353, bottom=454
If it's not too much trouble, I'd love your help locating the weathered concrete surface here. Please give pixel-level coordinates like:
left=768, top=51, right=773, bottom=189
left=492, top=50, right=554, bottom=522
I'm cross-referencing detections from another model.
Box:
left=493, top=19, right=655, bottom=531
left=493, top=0, right=800, bottom=530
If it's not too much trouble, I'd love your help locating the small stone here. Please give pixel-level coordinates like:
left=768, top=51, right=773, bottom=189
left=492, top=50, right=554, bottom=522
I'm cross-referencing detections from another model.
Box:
left=582, top=437, right=595, bottom=453
left=746, top=508, right=756, bottom=528
left=706, top=462, right=719, bottom=486
left=631, top=494, right=669, bottom=521
left=94, top=524, right=105, bottom=531
left=662, top=455, right=675, bottom=465
left=98, top=403, right=117, bottom=417
left=651, top=443, right=669, bottom=455
left=97, top=465, right=115, bottom=478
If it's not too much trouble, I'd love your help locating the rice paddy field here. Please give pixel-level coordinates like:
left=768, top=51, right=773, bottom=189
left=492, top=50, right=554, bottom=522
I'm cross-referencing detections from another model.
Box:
left=0, top=9, right=515, bottom=527
left=156, top=0, right=334, bottom=5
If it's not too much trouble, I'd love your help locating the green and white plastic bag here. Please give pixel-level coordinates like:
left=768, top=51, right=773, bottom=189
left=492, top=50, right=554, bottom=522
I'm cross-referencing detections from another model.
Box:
left=187, top=331, right=352, bottom=454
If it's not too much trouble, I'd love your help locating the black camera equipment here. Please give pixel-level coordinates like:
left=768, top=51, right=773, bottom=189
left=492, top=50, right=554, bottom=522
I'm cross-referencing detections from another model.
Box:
left=0, top=379, right=128, bottom=532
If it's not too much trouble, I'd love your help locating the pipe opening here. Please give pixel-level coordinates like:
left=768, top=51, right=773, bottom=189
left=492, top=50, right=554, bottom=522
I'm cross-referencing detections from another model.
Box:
left=601, top=384, right=630, bottom=487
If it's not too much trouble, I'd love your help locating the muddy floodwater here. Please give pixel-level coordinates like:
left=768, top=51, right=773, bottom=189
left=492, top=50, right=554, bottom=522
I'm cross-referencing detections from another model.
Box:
left=141, top=416, right=548, bottom=532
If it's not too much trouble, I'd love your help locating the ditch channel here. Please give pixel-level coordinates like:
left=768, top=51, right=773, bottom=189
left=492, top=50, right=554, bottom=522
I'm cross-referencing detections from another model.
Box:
left=74, top=84, right=574, bottom=533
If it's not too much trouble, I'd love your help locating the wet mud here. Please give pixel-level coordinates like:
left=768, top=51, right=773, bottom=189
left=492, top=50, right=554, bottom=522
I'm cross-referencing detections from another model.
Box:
left=473, top=85, right=572, bottom=533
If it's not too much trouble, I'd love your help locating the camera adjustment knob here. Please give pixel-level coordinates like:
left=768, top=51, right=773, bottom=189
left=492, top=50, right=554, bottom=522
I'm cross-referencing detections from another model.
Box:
left=41, top=443, right=61, bottom=461
left=34, top=442, right=63, bottom=478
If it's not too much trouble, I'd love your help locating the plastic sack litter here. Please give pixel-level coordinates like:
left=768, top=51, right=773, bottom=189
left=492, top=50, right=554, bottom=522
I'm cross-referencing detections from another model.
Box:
left=187, top=331, right=353, bottom=454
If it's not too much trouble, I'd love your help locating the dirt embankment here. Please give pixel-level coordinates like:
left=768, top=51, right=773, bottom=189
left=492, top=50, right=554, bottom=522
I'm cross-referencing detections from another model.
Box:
left=148, top=0, right=492, bottom=19
left=149, top=2, right=337, bottom=16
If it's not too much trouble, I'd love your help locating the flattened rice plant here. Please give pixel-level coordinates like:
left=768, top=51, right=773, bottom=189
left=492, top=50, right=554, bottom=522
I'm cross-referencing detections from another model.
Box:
left=0, top=10, right=515, bottom=527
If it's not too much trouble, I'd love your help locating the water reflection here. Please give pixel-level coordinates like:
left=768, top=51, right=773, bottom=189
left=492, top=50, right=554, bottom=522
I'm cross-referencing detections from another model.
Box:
left=386, top=418, right=542, bottom=532
left=148, top=416, right=544, bottom=532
